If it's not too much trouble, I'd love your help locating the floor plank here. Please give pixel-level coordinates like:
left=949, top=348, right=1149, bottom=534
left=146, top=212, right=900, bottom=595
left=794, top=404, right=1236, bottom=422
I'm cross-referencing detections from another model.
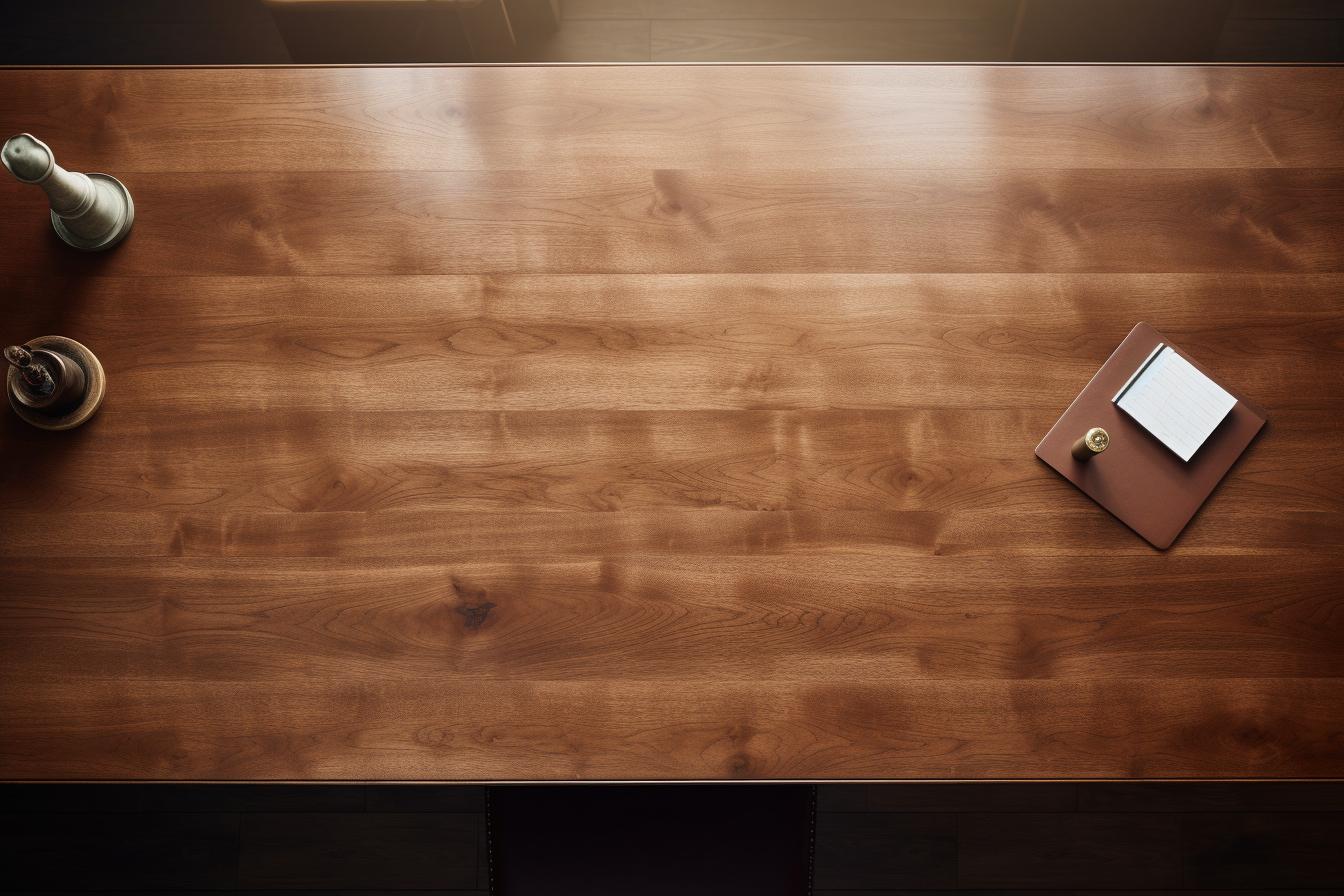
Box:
left=958, top=812, right=1182, bottom=889
left=813, top=812, right=957, bottom=889
left=3, top=892, right=490, bottom=896
left=9, top=0, right=277, bottom=25
left=651, top=19, right=1010, bottom=62
left=489, top=784, right=811, bottom=895
left=0, top=783, right=144, bottom=813
left=366, top=784, right=487, bottom=812
left=863, top=781, right=1078, bottom=811
left=815, top=783, right=868, bottom=811
left=814, top=891, right=1344, bottom=896
left=564, top=0, right=1014, bottom=20
left=1216, top=18, right=1344, bottom=61
left=1079, top=781, right=1344, bottom=812
left=140, top=783, right=366, bottom=811
left=521, top=18, right=650, bottom=61
left=2, top=21, right=290, bottom=64
left=1230, top=0, right=1344, bottom=16
left=1182, top=812, right=1344, bottom=889
left=0, top=812, right=239, bottom=890
left=238, top=813, right=479, bottom=889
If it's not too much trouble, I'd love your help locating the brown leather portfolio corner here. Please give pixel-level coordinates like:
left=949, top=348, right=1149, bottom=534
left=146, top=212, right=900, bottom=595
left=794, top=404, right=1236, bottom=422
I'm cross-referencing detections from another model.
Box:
left=1036, top=322, right=1268, bottom=549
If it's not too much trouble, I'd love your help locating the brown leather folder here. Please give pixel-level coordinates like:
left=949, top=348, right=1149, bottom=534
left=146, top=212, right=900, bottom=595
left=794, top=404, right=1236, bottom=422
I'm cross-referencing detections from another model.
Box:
left=1036, top=322, right=1267, bottom=549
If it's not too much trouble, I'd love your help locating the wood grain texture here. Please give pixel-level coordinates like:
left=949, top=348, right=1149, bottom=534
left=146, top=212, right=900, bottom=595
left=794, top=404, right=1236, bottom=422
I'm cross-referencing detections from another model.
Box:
left=4, top=508, right=1343, bottom=562
left=1, top=172, right=1342, bottom=278
left=0, top=66, right=1341, bottom=782
left=1, top=68, right=1341, bottom=172
left=2, top=404, right=1338, bottom=511
left=1, top=679, right=1340, bottom=779
left=1, top=275, right=1339, bottom=412
left=1, top=555, right=1340, bottom=683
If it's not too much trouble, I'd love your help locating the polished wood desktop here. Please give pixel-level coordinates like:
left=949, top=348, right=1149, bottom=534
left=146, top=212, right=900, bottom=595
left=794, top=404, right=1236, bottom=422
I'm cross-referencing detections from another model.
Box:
left=1, top=65, right=1340, bottom=781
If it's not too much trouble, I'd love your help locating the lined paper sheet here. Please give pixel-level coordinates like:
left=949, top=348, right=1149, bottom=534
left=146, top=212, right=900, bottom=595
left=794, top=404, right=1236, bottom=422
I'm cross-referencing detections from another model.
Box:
left=1114, top=346, right=1237, bottom=461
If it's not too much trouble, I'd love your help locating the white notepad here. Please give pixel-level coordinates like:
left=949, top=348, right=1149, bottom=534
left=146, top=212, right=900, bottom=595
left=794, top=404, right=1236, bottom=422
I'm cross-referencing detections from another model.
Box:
left=1112, top=344, right=1238, bottom=461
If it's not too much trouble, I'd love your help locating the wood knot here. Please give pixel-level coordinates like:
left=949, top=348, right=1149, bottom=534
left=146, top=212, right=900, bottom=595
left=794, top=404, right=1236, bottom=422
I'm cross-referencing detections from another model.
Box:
left=456, top=602, right=496, bottom=631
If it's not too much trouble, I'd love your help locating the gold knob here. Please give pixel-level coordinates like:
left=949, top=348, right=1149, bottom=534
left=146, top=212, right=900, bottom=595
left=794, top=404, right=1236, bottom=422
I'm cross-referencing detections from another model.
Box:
left=1071, top=427, right=1109, bottom=461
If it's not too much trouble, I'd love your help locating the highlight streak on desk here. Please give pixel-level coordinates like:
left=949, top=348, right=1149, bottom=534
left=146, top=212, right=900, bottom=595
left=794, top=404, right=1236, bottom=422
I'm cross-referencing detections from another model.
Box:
left=1, top=65, right=1341, bottom=781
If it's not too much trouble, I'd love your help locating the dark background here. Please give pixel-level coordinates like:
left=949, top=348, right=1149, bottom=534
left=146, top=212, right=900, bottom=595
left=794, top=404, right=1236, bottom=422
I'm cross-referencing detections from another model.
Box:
left=0, top=0, right=1341, bottom=64
left=3, top=782, right=1342, bottom=893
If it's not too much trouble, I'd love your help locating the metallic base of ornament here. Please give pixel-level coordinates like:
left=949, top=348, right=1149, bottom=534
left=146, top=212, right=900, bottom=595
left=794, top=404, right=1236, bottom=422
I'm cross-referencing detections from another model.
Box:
left=50, top=173, right=134, bottom=251
left=7, top=335, right=106, bottom=430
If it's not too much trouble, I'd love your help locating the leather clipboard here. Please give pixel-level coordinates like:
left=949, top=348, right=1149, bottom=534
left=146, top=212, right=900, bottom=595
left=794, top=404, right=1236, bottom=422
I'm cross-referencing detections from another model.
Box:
left=1035, top=322, right=1268, bottom=549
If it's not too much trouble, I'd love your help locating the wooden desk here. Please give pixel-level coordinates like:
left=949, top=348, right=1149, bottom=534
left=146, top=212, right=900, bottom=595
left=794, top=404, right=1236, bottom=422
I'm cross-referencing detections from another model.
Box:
left=1, top=65, right=1341, bottom=781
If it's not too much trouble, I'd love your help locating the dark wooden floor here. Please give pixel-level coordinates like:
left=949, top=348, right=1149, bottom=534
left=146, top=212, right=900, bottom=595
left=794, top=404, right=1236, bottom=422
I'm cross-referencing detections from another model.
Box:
left=4, top=782, right=1342, bottom=894
left=1, top=0, right=1341, bottom=63
left=814, top=782, right=1344, bottom=894
left=2, top=783, right=489, bottom=894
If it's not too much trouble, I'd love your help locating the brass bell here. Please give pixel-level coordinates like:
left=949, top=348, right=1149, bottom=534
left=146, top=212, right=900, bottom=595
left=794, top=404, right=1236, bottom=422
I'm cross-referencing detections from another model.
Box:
left=5, top=337, right=106, bottom=430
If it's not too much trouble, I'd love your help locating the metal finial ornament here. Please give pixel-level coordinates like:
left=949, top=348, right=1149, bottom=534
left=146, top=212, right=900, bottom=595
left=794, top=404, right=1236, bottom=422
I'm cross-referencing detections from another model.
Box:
left=4, top=345, right=57, bottom=395
left=5, top=336, right=106, bottom=430
left=1071, top=427, right=1110, bottom=461
left=2, top=133, right=134, bottom=250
